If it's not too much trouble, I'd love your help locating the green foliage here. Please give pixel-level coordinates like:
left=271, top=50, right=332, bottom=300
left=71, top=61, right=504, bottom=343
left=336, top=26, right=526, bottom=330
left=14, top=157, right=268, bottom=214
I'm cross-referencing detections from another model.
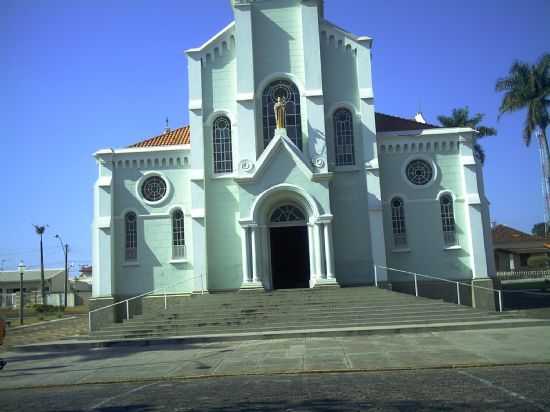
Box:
left=527, top=255, right=550, bottom=269
left=437, top=106, right=497, bottom=164
left=532, top=222, right=548, bottom=237
left=496, top=53, right=550, bottom=146
left=31, top=304, right=64, bottom=314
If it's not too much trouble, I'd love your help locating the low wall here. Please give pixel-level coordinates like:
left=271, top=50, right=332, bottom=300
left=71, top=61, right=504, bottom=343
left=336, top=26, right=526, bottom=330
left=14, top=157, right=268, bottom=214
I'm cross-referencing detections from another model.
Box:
left=382, top=276, right=498, bottom=311
left=88, top=297, right=116, bottom=332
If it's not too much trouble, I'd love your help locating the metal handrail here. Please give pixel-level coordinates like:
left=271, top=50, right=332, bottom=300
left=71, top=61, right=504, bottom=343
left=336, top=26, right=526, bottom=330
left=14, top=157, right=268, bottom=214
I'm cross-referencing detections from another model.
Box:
left=88, top=273, right=205, bottom=332
left=374, top=265, right=503, bottom=312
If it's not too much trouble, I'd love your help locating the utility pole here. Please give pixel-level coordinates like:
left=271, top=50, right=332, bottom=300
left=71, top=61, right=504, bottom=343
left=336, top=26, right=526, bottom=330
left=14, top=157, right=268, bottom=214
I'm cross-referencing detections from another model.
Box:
left=55, top=234, right=69, bottom=308
left=64, top=244, right=69, bottom=308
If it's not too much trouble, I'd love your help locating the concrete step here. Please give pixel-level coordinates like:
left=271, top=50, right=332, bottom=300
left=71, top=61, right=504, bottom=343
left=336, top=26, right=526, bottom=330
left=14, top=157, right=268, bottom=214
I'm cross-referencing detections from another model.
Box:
left=92, top=310, right=513, bottom=335
left=118, top=306, right=499, bottom=329
left=134, top=301, right=455, bottom=322
left=87, top=314, right=524, bottom=340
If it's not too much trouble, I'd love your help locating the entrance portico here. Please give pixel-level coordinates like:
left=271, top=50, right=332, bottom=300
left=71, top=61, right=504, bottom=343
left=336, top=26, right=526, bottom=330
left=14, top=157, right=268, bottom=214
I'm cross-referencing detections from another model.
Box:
left=240, top=184, right=337, bottom=290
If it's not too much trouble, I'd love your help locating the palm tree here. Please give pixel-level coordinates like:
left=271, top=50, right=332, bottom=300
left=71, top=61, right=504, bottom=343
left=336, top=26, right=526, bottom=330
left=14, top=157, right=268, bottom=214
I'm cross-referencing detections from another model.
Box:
left=437, top=107, right=497, bottom=164
left=33, top=224, right=47, bottom=304
left=496, top=54, right=550, bottom=233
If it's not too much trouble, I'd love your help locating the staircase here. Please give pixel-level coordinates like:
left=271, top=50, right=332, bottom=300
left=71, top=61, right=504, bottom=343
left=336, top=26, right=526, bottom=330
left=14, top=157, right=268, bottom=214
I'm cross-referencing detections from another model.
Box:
left=85, top=287, right=531, bottom=341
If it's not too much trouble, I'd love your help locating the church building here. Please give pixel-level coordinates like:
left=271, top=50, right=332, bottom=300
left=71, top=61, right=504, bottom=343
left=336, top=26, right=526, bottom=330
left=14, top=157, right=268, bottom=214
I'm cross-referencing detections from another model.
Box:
left=92, top=0, right=496, bottom=302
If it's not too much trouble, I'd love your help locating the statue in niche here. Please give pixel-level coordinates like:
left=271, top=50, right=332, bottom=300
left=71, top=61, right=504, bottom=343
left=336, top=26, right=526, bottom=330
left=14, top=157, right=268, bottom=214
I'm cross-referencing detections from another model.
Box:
left=274, top=96, right=287, bottom=129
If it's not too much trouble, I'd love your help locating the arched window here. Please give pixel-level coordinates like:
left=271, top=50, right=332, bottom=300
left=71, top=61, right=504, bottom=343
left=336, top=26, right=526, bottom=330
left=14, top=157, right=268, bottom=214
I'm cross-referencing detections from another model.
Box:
left=172, top=209, right=186, bottom=259
left=334, top=108, right=355, bottom=166
left=262, top=79, right=302, bottom=150
left=270, top=205, right=306, bottom=223
left=391, top=198, right=407, bottom=248
left=440, top=194, right=457, bottom=246
left=125, top=212, right=137, bottom=260
left=213, top=116, right=233, bottom=173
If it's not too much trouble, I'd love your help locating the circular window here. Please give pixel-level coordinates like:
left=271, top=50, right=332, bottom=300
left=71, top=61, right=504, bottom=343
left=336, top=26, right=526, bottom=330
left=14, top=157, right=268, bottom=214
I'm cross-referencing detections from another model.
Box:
left=406, top=159, right=434, bottom=186
left=141, top=176, right=167, bottom=202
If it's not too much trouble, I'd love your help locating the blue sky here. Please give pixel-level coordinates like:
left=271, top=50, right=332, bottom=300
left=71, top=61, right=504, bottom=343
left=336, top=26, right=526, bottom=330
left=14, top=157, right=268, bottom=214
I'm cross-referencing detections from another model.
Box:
left=1, top=0, right=548, bottom=272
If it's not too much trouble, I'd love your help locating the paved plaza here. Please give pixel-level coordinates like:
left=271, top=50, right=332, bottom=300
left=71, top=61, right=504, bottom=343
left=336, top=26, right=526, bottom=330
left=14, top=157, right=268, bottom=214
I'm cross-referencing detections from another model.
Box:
left=1, top=326, right=549, bottom=390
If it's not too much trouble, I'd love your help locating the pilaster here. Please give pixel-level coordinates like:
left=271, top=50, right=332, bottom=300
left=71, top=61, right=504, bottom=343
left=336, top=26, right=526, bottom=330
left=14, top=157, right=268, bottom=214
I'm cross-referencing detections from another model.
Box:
left=187, top=53, right=208, bottom=292
left=234, top=3, right=258, bottom=164
left=356, top=41, right=387, bottom=281
left=459, top=134, right=493, bottom=278
left=301, top=1, right=328, bottom=172
left=92, top=152, right=115, bottom=298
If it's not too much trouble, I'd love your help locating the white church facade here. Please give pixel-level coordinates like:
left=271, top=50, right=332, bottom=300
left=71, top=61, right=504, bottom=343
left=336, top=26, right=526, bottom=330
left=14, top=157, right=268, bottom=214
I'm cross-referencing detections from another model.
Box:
left=91, top=0, right=496, bottom=303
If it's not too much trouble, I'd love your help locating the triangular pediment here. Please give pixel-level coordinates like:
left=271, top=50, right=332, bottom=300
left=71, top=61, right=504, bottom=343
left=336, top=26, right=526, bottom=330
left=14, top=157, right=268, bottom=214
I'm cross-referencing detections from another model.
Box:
left=235, top=133, right=325, bottom=184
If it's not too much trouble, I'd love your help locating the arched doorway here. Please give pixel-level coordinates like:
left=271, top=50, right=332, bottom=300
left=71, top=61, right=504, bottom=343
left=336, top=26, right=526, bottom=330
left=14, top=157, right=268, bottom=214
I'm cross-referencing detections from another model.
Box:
left=269, top=204, right=310, bottom=289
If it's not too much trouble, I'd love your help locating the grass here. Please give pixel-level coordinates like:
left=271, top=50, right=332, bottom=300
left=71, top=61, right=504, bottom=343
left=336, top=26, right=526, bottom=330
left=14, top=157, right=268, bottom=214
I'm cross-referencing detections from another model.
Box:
left=1, top=304, right=89, bottom=328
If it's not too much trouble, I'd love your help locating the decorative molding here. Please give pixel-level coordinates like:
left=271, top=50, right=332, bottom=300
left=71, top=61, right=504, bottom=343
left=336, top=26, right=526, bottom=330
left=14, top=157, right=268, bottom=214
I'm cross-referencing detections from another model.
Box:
left=359, top=88, right=374, bottom=99
left=461, top=156, right=477, bottom=166
left=189, top=100, right=203, bottom=111
left=239, top=159, right=254, bottom=173
left=96, top=176, right=112, bottom=188
left=305, top=89, right=323, bottom=97
left=466, top=193, right=481, bottom=205
left=236, top=92, right=255, bottom=102
left=190, top=169, right=204, bottom=181
left=191, top=208, right=205, bottom=219
left=313, top=158, right=325, bottom=169
left=365, top=159, right=379, bottom=170
left=95, top=217, right=111, bottom=229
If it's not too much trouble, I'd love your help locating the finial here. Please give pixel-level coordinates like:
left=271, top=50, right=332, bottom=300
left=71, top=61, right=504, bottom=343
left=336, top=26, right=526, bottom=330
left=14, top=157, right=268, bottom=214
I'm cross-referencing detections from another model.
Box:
left=164, top=117, right=171, bottom=134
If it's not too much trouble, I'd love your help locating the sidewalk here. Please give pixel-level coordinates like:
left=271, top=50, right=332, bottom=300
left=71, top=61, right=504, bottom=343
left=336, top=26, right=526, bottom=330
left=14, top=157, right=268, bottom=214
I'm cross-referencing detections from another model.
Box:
left=1, top=325, right=549, bottom=390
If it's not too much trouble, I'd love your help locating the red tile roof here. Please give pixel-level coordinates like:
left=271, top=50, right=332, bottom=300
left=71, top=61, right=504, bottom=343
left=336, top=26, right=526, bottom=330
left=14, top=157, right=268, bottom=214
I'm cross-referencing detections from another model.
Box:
left=129, top=113, right=436, bottom=148
left=375, top=112, right=439, bottom=132
left=129, top=126, right=190, bottom=148
left=492, top=224, right=546, bottom=243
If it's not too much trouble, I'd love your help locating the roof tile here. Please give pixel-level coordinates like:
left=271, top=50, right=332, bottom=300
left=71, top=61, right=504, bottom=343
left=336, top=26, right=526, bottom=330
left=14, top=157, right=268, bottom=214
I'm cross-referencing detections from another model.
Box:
left=129, top=113, right=436, bottom=148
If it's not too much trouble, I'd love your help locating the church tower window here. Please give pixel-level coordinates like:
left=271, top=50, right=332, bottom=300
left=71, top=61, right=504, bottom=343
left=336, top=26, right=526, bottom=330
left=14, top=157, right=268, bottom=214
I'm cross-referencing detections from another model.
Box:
left=440, top=194, right=457, bottom=246
left=172, top=209, right=186, bottom=259
left=262, top=80, right=302, bottom=150
left=334, top=108, right=355, bottom=166
left=213, top=116, right=233, bottom=174
left=391, top=198, right=407, bottom=248
left=125, top=212, right=137, bottom=261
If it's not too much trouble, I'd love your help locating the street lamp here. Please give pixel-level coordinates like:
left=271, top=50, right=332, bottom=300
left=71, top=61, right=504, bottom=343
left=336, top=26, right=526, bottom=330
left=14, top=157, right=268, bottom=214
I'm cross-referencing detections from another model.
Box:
left=18, top=261, right=26, bottom=325
left=54, top=235, right=69, bottom=308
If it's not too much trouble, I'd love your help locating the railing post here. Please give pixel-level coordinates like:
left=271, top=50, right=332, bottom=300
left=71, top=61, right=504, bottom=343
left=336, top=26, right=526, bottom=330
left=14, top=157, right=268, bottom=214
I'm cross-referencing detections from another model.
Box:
left=126, top=300, right=130, bottom=321
left=498, top=290, right=503, bottom=312
left=88, top=311, right=92, bottom=334
left=374, top=265, right=378, bottom=288
left=414, top=274, right=419, bottom=297
left=456, top=282, right=461, bottom=305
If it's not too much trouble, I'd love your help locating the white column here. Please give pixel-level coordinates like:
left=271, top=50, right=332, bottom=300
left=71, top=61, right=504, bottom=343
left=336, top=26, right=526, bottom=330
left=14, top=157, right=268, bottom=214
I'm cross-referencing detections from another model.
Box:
left=251, top=225, right=260, bottom=283
left=324, top=222, right=336, bottom=280
left=356, top=39, right=388, bottom=282
left=92, top=153, right=114, bottom=298
left=241, top=227, right=250, bottom=283
left=314, top=223, right=325, bottom=279
left=509, top=253, right=516, bottom=271
left=459, top=134, right=492, bottom=278
left=307, top=224, right=316, bottom=284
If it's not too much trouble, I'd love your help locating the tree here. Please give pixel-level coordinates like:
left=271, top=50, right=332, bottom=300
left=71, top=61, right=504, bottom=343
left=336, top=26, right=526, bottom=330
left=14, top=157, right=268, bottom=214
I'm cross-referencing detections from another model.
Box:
left=437, top=107, right=497, bottom=164
left=33, top=224, right=47, bottom=304
left=496, top=54, right=550, bottom=227
left=532, top=222, right=547, bottom=237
